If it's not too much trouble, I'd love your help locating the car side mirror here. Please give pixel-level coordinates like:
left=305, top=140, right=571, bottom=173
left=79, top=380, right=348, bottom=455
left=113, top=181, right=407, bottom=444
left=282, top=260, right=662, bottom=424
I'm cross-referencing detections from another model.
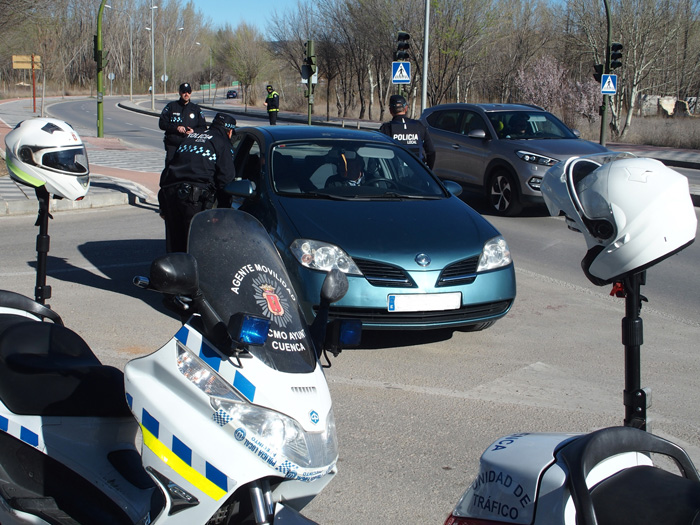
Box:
left=467, top=129, right=487, bottom=140
left=443, top=180, right=463, bottom=197
left=225, top=179, right=257, bottom=198
left=572, top=129, right=581, bottom=138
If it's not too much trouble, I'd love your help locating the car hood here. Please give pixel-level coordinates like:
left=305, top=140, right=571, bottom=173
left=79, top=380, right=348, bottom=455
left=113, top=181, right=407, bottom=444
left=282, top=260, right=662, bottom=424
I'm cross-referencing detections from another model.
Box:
left=276, top=196, right=499, bottom=269
left=504, top=137, right=609, bottom=159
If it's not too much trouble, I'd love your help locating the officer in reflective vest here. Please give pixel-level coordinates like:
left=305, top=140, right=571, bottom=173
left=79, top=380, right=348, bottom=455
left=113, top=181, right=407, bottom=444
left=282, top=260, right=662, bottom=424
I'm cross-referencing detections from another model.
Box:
left=264, top=85, right=280, bottom=125
left=379, top=95, right=436, bottom=169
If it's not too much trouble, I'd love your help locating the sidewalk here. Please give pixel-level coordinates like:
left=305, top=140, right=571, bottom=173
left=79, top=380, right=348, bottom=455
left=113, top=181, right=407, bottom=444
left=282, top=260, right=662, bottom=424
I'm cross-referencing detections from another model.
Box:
left=1, top=96, right=699, bottom=216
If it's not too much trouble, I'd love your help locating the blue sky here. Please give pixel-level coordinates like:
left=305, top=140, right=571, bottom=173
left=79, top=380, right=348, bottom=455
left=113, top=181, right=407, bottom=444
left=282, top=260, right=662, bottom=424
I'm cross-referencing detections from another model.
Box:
left=194, top=0, right=298, bottom=36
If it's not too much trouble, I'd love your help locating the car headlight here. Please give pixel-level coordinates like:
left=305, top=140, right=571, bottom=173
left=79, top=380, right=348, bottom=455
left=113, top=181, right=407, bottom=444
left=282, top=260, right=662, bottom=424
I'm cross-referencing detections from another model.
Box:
left=176, top=343, right=338, bottom=474
left=290, top=239, right=362, bottom=275
left=477, top=235, right=512, bottom=272
left=517, top=150, right=559, bottom=167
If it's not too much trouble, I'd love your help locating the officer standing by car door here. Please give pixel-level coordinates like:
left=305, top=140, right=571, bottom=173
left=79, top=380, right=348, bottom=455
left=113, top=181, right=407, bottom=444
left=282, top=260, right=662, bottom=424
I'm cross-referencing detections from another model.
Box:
left=379, top=94, right=436, bottom=169
left=159, top=113, right=237, bottom=253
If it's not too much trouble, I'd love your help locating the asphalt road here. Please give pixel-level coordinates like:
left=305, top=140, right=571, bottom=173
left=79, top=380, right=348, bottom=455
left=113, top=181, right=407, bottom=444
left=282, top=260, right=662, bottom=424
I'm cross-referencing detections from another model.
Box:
left=1, top=202, right=698, bottom=524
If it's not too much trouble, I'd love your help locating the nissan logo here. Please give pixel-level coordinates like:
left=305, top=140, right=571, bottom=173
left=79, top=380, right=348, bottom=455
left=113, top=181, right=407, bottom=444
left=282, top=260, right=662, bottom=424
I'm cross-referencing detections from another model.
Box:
left=415, top=253, right=431, bottom=267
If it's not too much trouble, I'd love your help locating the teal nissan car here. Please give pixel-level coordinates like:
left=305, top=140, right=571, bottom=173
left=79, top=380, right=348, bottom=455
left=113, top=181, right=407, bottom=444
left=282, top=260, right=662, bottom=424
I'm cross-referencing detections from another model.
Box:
left=225, top=126, right=516, bottom=331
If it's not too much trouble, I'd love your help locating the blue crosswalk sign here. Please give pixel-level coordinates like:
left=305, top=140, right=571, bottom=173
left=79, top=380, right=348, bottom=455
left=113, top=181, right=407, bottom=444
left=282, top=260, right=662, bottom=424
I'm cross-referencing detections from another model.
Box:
left=601, top=74, right=617, bottom=95
left=392, top=62, right=411, bottom=84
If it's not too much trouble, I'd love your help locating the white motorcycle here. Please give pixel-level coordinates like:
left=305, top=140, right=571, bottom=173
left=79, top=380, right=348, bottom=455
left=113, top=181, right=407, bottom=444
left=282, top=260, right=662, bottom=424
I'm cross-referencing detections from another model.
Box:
left=0, top=208, right=360, bottom=525
left=444, top=153, right=699, bottom=525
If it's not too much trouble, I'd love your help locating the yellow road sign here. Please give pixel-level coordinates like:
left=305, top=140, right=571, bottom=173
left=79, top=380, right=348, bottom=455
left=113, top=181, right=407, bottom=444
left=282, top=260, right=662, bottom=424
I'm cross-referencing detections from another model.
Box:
left=12, top=55, right=42, bottom=70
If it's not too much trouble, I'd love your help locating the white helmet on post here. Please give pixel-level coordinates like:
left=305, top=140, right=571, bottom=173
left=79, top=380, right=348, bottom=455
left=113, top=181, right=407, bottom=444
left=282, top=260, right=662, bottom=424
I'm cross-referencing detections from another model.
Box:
left=5, top=118, right=90, bottom=201
left=542, top=152, right=697, bottom=285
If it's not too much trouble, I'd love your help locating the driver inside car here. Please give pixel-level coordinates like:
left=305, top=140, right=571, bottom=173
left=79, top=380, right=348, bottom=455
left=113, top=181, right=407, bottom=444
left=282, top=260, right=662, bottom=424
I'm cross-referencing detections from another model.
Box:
left=325, top=153, right=365, bottom=188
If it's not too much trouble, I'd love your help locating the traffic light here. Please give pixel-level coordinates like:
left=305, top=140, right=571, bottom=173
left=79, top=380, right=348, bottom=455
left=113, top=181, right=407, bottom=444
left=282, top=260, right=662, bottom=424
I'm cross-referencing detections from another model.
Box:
left=610, top=42, right=623, bottom=70
left=394, top=31, right=410, bottom=61
left=302, top=40, right=316, bottom=80
left=593, top=64, right=603, bottom=83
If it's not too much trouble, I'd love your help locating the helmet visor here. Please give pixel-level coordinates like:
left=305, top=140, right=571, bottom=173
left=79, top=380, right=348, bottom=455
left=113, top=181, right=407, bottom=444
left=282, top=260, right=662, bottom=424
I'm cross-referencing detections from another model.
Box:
left=37, top=147, right=89, bottom=175
left=566, top=152, right=636, bottom=241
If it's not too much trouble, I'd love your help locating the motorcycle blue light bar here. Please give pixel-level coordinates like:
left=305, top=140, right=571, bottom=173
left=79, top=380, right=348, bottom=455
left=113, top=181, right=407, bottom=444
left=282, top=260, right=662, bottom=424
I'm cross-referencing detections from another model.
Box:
left=229, top=313, right=270, bottom=346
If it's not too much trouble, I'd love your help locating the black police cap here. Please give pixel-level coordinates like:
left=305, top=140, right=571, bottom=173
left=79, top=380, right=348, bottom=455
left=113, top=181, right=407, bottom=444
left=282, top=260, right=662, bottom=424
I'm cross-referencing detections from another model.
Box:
left=179, top=83, right=192, bottom=93
left=212, top=112, right=237, bottom=131
left=389, top=95, right=407, bottom=110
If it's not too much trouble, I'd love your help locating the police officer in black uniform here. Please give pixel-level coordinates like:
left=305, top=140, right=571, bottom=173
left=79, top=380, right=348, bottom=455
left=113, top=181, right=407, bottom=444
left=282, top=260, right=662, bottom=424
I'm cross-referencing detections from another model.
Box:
left=159, top=82, right=207, bottom=167
left=379, top=94, right=436, bottom=169
left=159, top=113, right=237, bottom=253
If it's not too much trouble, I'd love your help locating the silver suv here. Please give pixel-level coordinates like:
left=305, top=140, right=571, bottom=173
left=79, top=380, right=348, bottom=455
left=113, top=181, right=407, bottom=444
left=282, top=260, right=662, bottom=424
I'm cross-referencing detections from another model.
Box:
left=420, top=103, right=609, bottom=216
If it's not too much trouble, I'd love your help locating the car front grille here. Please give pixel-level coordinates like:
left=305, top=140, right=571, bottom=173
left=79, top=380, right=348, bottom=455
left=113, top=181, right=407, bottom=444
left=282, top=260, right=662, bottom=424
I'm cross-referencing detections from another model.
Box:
left=437, top=256, right=479, bottom=286
left=354, top=258, right=415, bottom=288
left=324, top=300, right=512, bottom=328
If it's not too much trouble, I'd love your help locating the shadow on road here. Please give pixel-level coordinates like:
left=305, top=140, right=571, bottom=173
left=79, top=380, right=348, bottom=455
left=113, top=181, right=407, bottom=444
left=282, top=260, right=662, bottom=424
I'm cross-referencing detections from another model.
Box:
left=28, top=239, right=178, bottom=321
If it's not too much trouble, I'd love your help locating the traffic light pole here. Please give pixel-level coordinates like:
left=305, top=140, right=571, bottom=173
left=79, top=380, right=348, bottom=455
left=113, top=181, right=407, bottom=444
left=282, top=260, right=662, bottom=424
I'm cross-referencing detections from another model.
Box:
left=96, top=0, right=107, bottom=138
left=303, top=40, right=316, bottom=125
left=599, top=0, right=612, bottom=147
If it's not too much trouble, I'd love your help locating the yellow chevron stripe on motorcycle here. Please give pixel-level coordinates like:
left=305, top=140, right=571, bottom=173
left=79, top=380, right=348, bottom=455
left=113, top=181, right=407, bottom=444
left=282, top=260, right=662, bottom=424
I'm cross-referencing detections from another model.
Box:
left=141, top=425, right=227, bottom=501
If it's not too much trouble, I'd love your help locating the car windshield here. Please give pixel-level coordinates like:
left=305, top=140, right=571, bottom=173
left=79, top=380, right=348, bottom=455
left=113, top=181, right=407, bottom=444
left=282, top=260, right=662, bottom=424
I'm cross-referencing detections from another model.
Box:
left=270, top=140, right=447, bottom=199
left=187, top=209, right=316, bottom=374
left=488, top=111, right=577, bottom=140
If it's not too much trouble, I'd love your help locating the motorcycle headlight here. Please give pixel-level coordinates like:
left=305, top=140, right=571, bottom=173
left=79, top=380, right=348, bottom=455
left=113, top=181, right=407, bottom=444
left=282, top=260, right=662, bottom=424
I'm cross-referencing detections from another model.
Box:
left=477, top=235, right=512, bottom=272
left=176, top=343, right=338, bottom=473
left=290, top=239, right=362, bottom=275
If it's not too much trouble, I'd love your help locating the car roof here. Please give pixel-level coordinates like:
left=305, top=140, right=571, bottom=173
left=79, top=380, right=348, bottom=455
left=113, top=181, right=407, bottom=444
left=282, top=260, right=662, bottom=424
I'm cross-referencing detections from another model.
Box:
left=237, top=125, right=394, bottom=144
left=422, top=103, right=546, bottom=114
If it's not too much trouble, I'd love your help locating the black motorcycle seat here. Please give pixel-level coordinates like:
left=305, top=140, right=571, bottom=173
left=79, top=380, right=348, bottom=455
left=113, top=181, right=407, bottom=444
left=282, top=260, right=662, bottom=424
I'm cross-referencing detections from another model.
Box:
left=0, top=319, right=131, bottom=417
left=591, top=464, right=700, bottom=524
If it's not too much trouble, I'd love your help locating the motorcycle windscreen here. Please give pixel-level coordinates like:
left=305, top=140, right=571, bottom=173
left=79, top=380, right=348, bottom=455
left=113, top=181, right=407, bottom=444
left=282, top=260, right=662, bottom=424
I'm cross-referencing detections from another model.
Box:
left=188, top=209, right=316, bottom=373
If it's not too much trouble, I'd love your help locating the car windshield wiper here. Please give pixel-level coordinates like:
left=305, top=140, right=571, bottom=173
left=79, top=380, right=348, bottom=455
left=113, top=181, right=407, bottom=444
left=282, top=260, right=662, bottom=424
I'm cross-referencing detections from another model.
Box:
left=379, top=192, right=441, bottom=200
left=303, top=191, right=365, bottom=201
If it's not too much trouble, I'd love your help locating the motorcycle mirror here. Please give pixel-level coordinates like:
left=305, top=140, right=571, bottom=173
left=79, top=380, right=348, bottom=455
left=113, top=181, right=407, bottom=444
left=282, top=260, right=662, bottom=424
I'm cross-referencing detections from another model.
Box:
left=320, top=268, right=349, bottom=305
left=148, top=253, right=200, bottom=296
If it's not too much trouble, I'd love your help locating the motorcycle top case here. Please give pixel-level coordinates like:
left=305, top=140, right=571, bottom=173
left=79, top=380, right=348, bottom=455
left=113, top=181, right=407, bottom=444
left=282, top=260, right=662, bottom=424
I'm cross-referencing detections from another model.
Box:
left=452, top=432, right=578, bottom=524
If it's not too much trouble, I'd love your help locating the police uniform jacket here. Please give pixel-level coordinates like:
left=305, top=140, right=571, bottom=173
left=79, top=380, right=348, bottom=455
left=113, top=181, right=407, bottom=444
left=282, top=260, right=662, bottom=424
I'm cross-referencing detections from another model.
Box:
left=159, top=98, right=207, bottom=148
left=379, top=116, right=436, bottom=169
left=266, top=91, right=280, bottom=112
left=161, top=124, right=236, bottom=205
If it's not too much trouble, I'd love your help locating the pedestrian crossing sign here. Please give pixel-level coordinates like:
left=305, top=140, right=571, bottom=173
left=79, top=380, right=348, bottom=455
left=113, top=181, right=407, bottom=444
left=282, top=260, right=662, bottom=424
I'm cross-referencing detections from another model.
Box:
left=601, top=74, right=617, bottom=95
left=392, top=62, right=411, bottom=84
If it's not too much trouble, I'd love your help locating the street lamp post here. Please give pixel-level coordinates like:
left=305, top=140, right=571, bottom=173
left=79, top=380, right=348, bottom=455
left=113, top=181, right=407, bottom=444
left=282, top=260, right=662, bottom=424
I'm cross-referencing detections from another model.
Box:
left=196, top=42, right=213, bottom=102
left=150, top=0, right=156, bottom=111
left=148, top=26, right=184, bottom=99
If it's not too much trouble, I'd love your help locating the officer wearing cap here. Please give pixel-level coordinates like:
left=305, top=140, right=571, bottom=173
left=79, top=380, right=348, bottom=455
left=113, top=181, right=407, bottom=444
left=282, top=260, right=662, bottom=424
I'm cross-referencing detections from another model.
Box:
left=264, top=85, right=280, bottom=125
left=159, top=112, right=237, bottom=253
left=159, top=82, right=207, bottom=167
left=379, top=94, right=436, bottom=169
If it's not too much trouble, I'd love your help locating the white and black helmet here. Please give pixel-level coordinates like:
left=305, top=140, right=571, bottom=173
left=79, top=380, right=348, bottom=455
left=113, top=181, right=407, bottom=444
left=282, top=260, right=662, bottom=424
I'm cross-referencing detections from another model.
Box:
left=5, top=118, right=90, bottom=200
left=542, top=152, right=697, bottom=285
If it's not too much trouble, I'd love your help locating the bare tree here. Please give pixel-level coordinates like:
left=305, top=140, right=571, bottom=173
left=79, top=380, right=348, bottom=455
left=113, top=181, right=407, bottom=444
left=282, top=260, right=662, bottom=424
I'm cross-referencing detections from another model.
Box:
left=218, top=23, right=271, bottom=108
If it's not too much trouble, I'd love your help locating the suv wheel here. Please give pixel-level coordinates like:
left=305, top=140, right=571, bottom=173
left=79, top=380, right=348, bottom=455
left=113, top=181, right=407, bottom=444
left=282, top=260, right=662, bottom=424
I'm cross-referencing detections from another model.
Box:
left=488, top=170, right=522, bottom=216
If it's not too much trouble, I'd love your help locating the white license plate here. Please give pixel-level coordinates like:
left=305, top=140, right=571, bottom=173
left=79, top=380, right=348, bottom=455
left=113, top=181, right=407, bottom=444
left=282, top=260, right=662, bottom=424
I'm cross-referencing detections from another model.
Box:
left=387, top=292, right=462, bottom=313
